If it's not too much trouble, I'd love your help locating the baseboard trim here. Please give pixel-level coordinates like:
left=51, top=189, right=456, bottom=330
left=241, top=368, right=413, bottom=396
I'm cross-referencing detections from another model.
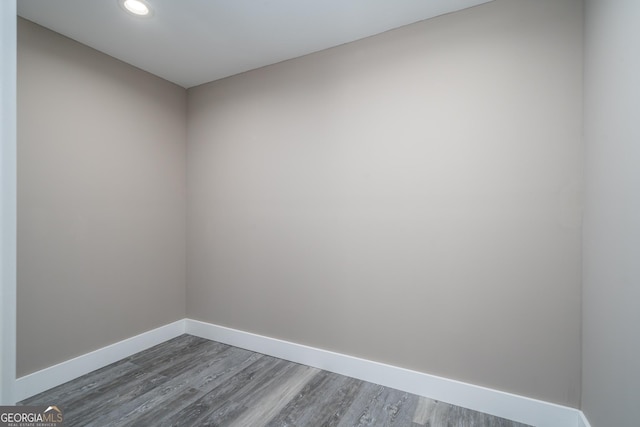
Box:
left=13, top=318, right=590, bottom=427
left=578, top=410, right=592, bottom=427
left=185, top=318, right=581, bottom=427
left=13, top=319, right=185, bottom=403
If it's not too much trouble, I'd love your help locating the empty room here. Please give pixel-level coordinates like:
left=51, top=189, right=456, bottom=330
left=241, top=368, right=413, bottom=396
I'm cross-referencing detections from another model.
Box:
left=0, top=0, right=637, bottom=426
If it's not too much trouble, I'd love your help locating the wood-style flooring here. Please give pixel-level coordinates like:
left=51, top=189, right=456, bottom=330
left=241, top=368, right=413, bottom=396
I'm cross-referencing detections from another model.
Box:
left=21, top=334, right=531, bottom=426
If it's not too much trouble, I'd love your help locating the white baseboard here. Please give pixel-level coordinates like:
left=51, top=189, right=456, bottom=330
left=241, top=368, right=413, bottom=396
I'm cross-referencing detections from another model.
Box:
left=578, top=411, right=592, bottom=427
left=185, top=318, right=582, bottom=427
left=13, top=318, right=591, bottom=427
left=13, top=319, right=185, bottom=403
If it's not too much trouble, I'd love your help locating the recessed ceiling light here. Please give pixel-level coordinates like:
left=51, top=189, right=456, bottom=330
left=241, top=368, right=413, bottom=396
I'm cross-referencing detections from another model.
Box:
left=120, top=0, right=152, bottom=17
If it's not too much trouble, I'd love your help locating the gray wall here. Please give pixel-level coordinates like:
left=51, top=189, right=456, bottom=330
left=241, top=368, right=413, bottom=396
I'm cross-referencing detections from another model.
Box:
left=1, top=0, right=17, bottom=404
left=187, top=0, right=583, bottom=407
left=582, top=0, right=640, bottom=425
left=17, top=19, right=187, bottom=377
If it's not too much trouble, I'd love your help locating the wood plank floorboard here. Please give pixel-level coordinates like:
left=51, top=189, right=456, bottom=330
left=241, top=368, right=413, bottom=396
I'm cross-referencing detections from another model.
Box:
left=20, top=334, right=532, bottom=427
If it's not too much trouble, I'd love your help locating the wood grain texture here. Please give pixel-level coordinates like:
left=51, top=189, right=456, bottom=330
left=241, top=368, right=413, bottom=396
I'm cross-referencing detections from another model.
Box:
left=20, top=335, right=531, bottom=427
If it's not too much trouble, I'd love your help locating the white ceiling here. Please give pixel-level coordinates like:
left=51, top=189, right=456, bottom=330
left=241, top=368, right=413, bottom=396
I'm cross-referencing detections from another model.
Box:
left=17, top=0, right=493, bottom=88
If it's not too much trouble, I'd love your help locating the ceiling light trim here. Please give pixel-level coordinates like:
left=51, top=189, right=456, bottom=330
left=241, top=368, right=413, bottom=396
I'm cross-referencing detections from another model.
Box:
left=119, top=0, right=153, bottom=18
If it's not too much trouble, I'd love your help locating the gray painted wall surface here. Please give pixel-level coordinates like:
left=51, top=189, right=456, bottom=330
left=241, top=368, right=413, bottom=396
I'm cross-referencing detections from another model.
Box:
left=1, top=0, right=17, bottom=404
left=187, top=0, right=583, bottom=407
left=17, top=19, right=187, bottom=377
left=582, top=1, right=640, bottom=425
